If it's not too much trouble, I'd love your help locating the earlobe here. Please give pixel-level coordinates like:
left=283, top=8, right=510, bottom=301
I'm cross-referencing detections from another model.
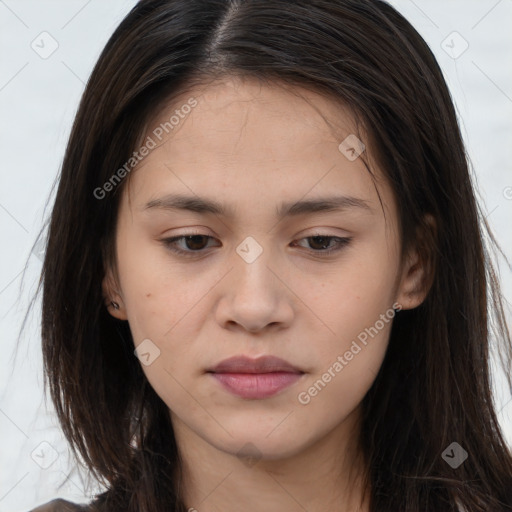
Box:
left=102, top=271, right=128, bottom=320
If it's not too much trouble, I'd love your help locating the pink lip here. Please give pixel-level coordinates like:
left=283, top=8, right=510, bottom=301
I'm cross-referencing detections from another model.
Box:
left=208, top=356, right=304, bottom=399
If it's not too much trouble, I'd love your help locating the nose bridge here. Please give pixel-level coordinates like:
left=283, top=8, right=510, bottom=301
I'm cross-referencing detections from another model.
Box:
left=232, top=234, right=278, bottom=300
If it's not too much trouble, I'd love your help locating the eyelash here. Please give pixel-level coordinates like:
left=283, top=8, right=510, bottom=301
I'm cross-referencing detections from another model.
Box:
left=161, top=233, right=352, bottom=258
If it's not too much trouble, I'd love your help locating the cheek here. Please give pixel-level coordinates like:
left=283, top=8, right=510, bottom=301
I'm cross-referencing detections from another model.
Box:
left=116, top=244, right=218, bottom=393
left=295, top=334, right=388, bottom=436
left=294, top=294, right=395, bottom=431
left=116, top=230, right=194, bottom=335
left=120, top=260, right=210, bottom=419
left=292, top=237, right=398, bottom=409
left=302, top=241, right=399, bottom=342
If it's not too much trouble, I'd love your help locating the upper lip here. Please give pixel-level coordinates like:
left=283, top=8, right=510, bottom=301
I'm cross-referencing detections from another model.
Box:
left=208, top=355, right=303, bottom=374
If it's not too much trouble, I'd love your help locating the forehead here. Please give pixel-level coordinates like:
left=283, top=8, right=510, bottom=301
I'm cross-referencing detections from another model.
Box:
left=147, top=76, right=360, bottom=152
left=124, top=76, right=394, bottom=224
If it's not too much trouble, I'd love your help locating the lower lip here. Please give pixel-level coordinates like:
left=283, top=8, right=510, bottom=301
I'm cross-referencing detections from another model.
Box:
left=210, top=372, right=303, bottom=399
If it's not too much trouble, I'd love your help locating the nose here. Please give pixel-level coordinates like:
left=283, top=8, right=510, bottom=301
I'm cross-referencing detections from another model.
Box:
left=214, top=243, right=294, bottom=334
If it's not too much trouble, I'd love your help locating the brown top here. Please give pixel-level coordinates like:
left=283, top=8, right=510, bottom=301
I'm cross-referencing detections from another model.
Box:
left=30, top=499, right=94, bottom=512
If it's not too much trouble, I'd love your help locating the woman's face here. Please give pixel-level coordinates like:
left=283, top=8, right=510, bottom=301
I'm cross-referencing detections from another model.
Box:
left=105, top=77, right=425, bottom=462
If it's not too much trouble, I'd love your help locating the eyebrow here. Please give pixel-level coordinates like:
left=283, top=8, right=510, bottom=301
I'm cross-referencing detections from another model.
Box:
left=143, top=193, right=374, bottom=218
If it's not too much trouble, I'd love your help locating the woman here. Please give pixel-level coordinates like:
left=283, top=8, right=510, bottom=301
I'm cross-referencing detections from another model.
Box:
left=30, top=0, right=512, bottom=510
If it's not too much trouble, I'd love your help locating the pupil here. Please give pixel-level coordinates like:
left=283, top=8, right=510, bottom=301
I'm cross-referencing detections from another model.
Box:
left=310, top=236, right=329, bottom=250
left=186, top=235, right=206, bottom=250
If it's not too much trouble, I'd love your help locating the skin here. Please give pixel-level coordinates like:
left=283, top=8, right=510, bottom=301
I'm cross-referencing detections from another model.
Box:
left=103, top=76, right=429, bottom=512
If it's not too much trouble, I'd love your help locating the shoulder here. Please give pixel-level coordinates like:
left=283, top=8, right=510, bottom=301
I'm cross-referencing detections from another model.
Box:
left=29, top=499, right=95, bottom=512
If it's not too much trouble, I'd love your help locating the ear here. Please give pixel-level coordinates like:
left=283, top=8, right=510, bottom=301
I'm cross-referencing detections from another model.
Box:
left=102, top=268, right=128, bottom=320
left=395, top=214, right=437, bottom=311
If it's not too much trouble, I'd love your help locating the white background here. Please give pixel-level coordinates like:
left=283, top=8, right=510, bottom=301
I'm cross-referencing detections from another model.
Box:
left=1, top=1, right=511, bottom=510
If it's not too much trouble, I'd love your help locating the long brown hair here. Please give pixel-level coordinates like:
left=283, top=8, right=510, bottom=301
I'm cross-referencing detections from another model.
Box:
left=38, top=0, right=512, bottom=510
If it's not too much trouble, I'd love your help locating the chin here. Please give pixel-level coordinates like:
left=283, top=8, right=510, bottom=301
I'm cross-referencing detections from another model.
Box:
left=203, top=424, right=315, bottom=462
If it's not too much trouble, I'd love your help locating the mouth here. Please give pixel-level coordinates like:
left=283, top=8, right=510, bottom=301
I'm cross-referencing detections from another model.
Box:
left=207, top=355, right=305, bottom=399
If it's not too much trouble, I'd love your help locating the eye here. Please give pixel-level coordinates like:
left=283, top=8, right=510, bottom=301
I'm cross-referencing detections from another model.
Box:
left=292, top=234, right=352, bottom=257
left=161, top=234, right=219, bottom=257
left=292, top=234, right=352, bottom=255
left=161, top=233, right=352, bottom=258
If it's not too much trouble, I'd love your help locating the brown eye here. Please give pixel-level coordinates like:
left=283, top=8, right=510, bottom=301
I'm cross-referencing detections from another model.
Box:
left=293, top=235, right=352, bottom=255
left=162, top=233, right=352, bottom=259
left=162, top=234, right=219, bottom=257
left=181, top=235, right=210, bottom=251
left=306, top=235, right=334, bottom=250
